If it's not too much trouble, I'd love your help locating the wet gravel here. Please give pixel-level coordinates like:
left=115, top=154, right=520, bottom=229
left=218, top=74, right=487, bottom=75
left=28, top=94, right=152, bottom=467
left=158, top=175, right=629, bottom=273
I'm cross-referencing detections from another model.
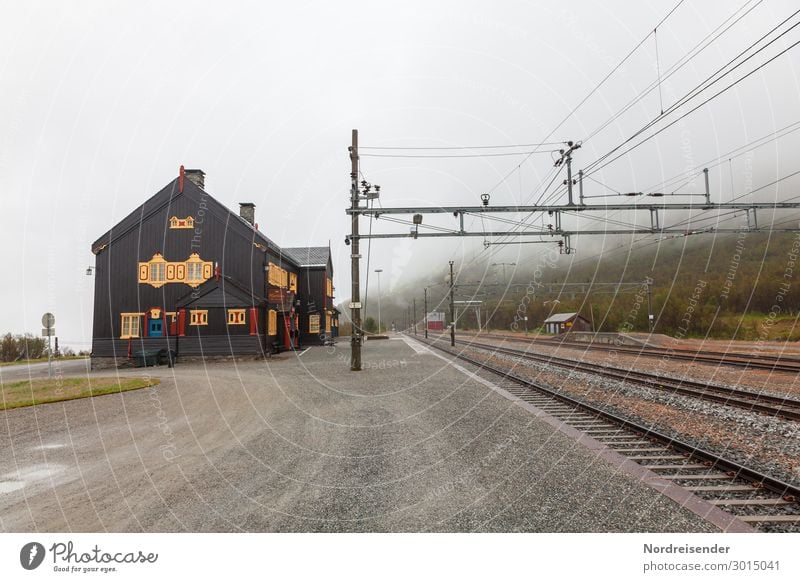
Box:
left=469, top=336, right=800, bottom=400
left=459, top=346, right=800, bottom=532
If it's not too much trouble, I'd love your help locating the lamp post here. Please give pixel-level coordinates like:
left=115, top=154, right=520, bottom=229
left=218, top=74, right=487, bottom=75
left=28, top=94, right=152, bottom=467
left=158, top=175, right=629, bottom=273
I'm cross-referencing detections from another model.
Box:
left=374, top=268, right=383, bottom=334
left=423, top=287, right=428, bottom=339
left=449, top=261, right=455, bottom=347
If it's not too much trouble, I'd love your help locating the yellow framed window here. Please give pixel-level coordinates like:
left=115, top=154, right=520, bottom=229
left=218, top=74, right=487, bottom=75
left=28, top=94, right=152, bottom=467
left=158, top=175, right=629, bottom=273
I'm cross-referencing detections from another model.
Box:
left=189, top=309, right=208, bottom=325
left=138, top=252, right=212, bottom=289
left=309, top=314, right=320, bottom=334
left=267, top=309, right=277, bottom=335
left=288, top=272, right=297, bottom=293
left=120, top=313, right=142, bottom=339
left=151, top=262, right=166, bottom=283
left=326, top=277, right=333, bottom=297
left=228, top=309, right=246, bottom=325
left=186, top=259, right=205, bottom=283
left=267, top=262, right=288, bottom=287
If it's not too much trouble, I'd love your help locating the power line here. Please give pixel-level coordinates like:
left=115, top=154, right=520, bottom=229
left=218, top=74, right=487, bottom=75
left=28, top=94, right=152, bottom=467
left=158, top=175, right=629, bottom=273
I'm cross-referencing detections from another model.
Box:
left=360, top=142, right=562, bottom=150
left=642, top=119, right=800, bottom=193
left=584, top=37, right=800, bottom=177
left=360, top=150, right=556, bottom=159
left=544, top=0, right=687, bottom=147
left=584, top=12, right=800, bottom=176
left=585, top=0, right=764, bottom=143
left=483, top=1, right=686, bottom=198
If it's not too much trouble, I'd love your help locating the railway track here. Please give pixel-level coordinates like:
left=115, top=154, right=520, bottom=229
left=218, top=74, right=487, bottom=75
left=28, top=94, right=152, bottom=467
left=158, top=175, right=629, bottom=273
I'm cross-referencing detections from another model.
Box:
left=454, top=338, right=800, bottom=422
left=419, top=336, right=800, bottom=532
left=463, top=332, right=800, bottom=374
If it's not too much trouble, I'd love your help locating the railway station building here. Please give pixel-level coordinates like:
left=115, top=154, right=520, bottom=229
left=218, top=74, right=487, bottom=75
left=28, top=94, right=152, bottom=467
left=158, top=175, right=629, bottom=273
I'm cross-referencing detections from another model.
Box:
left=89, top=167, right=338, bottom=369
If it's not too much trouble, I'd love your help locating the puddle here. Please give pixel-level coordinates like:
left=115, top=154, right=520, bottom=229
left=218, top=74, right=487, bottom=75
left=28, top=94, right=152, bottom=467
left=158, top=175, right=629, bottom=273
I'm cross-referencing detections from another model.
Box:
left=2, top=463, right=65, bottom=483
left=32, top=443, right=66, bottom=451
left=0, top=463, right=67, bottom=495
left=0, top=481, right=25, bottom=494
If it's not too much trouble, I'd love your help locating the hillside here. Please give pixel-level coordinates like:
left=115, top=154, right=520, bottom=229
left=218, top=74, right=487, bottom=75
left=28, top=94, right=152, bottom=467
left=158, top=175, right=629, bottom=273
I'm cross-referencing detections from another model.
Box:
left=366, top=232, right=800, bottom=341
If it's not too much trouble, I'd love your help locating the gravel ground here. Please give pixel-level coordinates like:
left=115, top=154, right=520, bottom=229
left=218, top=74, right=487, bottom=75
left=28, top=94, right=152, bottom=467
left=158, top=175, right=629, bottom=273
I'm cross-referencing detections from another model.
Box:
left=466, top=335, right=800, bottom=400
left=0, top=338, right=718, bottom=533
left=460, top=346, right=800, bottom=490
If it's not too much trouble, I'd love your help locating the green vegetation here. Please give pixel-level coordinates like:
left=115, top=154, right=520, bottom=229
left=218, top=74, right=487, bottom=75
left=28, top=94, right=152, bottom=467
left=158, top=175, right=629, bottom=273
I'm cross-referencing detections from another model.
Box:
left=389, top=232, right=800, bottom=341
left=1, top=376, right=160, bottom=411
left=1, top=332, right=88, bottom=363
left=364, top=316, right=378, bottom=333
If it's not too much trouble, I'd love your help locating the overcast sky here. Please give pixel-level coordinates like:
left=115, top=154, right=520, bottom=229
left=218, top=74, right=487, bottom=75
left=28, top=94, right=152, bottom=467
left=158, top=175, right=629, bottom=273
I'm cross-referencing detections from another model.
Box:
left=1, top=0, right=798, bottom=349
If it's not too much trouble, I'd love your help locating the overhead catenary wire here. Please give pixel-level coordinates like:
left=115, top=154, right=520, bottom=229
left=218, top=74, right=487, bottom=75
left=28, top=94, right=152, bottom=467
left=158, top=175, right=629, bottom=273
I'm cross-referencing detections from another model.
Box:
left=360, top=150, right=558, bottom=159
left=479, top=1, right=779, bottom=250
left=584, top=37, right=800, bottom=178
left=360, top=142, right=563, bottom=150
left=583, top=14, right=800, bottom=177
left=439, top=0, right=688, bottom=270
left=584, top=0, right=764, bottom=143
left=480, top=0, right=688, bottom=199
left=642, top=119, right=800, bottom=193
left=654, top=26, right=664, bottom=116
left=404, top=2, right=795, bottom=279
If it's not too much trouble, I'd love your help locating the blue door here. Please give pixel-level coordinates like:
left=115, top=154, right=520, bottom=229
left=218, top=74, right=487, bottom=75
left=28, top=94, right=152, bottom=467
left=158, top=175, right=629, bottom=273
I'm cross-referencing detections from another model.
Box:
left=149, top=319, right=163, bottom=337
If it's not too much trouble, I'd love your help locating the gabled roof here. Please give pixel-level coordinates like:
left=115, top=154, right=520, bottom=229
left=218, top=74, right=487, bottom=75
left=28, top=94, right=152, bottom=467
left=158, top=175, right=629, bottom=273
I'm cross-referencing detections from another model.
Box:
left=281, top=246, right=330, bottom=268
left=176, top=275, right=266, bottom=308
left=90, top=175, right=291, bottom=263
left=543, top=312, right=582, bottom=324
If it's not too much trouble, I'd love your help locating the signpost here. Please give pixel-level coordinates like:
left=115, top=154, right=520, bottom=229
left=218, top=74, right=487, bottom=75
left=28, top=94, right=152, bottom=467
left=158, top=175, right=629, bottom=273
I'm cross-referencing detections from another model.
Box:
left=41, top=312, right=55, bottom=378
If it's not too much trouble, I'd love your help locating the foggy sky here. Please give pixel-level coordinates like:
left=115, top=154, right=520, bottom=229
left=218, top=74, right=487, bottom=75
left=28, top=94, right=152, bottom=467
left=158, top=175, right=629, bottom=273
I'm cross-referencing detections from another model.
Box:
left=1, top=0, right=798, bottom=349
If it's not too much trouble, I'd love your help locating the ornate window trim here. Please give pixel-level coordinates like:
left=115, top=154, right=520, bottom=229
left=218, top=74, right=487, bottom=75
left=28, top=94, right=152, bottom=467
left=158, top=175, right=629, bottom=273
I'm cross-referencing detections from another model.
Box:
left=169, top=216, right=195, bottom=229
left=267, top=262, right=288, bottom=289
left=228, top=309, right=246, bottom=325
left=189, top=310, right=208, bottom=326
left=138, top=252, right=213, bottom=288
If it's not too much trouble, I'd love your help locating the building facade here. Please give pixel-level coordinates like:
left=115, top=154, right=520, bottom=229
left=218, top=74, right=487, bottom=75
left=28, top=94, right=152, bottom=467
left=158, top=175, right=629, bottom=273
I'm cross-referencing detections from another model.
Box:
left=89, top=167, right=337, bottom=368
left=543, top=312, right=592, bottom=334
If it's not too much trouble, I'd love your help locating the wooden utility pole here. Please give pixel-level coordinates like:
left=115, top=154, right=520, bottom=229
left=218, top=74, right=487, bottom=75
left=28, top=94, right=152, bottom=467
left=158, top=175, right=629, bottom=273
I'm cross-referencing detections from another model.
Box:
left=424, top=287, right=428, bottom=339
left=349, top=129, right=362, bottom=371
left=449, top=260, right=455, bottom=346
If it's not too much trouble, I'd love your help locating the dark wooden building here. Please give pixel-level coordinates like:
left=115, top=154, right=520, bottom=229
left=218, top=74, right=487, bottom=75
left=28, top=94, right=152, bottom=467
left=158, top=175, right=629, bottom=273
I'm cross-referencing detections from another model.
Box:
left=89, top=167, right=337, bottom=368
left=543, top=312, right=592, bottom=334
left=281, top=247, right=337, bottom=346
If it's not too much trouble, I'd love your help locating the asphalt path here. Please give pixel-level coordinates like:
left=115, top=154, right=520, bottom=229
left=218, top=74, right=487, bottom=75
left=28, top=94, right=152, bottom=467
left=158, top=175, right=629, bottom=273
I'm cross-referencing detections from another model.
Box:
left=0, top=339, right=717, bottom=532
left=0, top=359, right=90, bottom=383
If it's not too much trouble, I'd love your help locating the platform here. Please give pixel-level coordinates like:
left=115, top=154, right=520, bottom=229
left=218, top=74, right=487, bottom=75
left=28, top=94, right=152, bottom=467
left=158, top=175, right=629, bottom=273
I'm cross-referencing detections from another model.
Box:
left=0, top=336, right=728, bottom=532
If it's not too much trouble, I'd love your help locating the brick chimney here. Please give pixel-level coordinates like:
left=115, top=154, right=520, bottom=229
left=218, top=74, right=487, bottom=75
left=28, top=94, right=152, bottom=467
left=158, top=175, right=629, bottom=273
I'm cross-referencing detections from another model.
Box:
left=239, top=202, right=255, bottom=226
left=184, top=169, right=205, bottom=189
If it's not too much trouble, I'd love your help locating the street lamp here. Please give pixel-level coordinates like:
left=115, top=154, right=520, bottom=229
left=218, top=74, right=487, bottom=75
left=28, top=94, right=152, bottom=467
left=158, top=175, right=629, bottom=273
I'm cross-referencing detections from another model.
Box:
left=374, top=269, right=383, bottom=333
